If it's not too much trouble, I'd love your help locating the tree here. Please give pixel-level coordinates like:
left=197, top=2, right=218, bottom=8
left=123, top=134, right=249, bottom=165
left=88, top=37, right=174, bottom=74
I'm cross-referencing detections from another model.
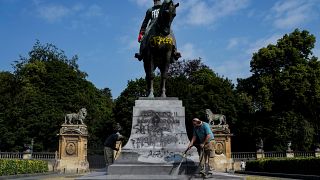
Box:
left=0, top=72, right=18, bottom=150
left=113, top=78, right=147, bottom=140
left=0, top=41, right=114, bottom=151
left=237, top=29, right=320, bottom=150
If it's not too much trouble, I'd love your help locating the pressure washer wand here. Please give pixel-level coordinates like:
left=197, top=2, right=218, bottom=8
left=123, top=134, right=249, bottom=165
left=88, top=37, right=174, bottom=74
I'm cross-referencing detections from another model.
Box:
left=182, top=148, right=189, bottom=157
left=172, top=148, right=190, bottom=176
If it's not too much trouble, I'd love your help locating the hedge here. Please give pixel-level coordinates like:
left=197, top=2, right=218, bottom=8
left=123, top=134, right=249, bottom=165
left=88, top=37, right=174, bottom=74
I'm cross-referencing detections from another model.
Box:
left=0, top=159, right=48, bottom=176
left=246, top=157, right=320, bottom=175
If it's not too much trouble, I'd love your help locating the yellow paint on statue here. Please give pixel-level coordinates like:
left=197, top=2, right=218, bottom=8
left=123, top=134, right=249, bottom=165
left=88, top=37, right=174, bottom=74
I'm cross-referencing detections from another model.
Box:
left=150, top=36, right=173, bottom=47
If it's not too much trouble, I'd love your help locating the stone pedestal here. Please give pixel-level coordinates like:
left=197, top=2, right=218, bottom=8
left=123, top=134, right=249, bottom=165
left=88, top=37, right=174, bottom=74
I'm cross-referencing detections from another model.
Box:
left=22, top=151, right=32, bottom=159
left=256, top=150, right=265, bottom=159
left=315, top=150, right=320, bottom=158
left=108, top=97, right=198, bottom=175
left=286, top=150, right=294, bottom=158
left=55, top=124, right=89, bottom=173
left=210, top=125, right=233, bottom=172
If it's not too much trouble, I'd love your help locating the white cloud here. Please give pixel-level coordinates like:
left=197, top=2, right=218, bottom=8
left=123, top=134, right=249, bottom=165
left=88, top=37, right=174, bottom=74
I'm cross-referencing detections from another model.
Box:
left=179, top=42, right=203, bottom=60
left=84, top=4, right=103, bottom=18
left=36, top=4, right=70, bottom=23
left=268, top=0, right=317, bottom=29
left=214, top=58, right=251, bottom=82
left=227, top=37, right=247, bottom=49
left=246, top=34, right=282, bottom=55
left=178, top=0, right=250, bottom=26
left=118, top=35, right=139, bottom=53
left=33, top=2, right=105, bottom=23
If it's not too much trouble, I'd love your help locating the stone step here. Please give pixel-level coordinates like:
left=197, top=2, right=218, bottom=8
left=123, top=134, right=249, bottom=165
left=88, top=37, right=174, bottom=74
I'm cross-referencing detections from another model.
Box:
left=108, top=163, right=198, bottom=175
left=101, top=175, right=184, bottom=180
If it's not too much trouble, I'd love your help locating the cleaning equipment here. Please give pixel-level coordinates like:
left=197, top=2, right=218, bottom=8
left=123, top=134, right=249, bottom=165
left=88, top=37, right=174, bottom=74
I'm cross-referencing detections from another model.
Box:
left=172, top=149, right=189, bottom=176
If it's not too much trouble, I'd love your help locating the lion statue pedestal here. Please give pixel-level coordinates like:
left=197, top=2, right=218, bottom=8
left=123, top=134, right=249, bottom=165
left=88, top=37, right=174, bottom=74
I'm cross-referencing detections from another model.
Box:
left=205, top=109, right=234, bottom=172
left=210, top=124, right=233, bottom=172
left=55, top=116, right=89, bottom=173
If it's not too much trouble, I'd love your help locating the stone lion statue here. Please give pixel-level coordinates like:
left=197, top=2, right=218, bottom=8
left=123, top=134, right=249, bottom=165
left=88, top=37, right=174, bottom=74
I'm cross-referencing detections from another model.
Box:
left=205, top=109, right=226, bottom=126
left=64, top=108, right=87, bottom=125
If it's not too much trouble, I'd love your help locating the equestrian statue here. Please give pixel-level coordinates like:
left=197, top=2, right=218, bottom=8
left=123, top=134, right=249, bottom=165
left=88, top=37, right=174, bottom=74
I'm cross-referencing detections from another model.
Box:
left=135, top=0, right=181, bottom=98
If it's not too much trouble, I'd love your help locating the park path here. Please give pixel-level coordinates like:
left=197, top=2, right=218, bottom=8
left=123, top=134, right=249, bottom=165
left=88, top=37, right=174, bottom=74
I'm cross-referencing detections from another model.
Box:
left=6, top=169, right=297, bottom=180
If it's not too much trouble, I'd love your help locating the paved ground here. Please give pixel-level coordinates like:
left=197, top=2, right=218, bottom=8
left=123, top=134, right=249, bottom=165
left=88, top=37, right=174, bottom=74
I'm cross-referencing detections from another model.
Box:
left=5, top=169, right=298, bottom=180
left=77, top=169, right=245, bottom=179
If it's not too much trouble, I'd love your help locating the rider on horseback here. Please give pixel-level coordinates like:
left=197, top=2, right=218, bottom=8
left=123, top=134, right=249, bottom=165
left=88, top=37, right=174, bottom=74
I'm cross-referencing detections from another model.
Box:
left=134, top=0, right=181, bottom=61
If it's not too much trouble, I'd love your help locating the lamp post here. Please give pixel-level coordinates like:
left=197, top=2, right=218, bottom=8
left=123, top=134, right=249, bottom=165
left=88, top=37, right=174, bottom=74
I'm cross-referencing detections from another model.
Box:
left=31, top=138, right=34, bottom=153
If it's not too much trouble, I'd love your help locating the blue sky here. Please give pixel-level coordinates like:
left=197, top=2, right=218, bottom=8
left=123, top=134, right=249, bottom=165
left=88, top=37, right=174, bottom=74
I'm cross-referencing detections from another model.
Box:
left=1, top=0, right=320, bottom=98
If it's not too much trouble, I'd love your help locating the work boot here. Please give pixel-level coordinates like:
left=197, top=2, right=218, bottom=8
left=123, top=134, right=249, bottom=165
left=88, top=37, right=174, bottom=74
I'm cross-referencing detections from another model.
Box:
left=134, top=53, right=143, bottom=61
left=199, top=167, right=206, bottom=175
left=208, top=168, right=214, bottom=175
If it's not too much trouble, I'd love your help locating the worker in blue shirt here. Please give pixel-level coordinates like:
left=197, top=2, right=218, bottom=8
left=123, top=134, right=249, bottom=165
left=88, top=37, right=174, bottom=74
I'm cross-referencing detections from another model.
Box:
left=187, top=118, right=215, bottom=175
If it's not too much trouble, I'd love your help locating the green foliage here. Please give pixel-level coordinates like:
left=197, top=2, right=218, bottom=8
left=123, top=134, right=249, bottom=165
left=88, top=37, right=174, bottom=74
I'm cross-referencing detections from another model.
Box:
left=114, top=59, right=238, bottom=141
left=2, top=29, right=320, bottom=153
left=246, top=157, right=320, bottom=175
left=0, top=159, right=48, bottom=176
left=113, top=78, right=147, bottom=140
left=0, top=41, right=114, bottom=151
left=237, top=29, right=320, bottom=151
left=0, top=72, right=18, bottom=150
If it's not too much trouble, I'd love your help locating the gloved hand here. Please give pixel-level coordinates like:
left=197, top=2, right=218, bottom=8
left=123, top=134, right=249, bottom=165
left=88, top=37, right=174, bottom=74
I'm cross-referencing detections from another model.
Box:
left=138, top=30, right=145, bottom=42
left=186, top=144, right=192, bottom=152
left=200, top=143, right=204, bottom=149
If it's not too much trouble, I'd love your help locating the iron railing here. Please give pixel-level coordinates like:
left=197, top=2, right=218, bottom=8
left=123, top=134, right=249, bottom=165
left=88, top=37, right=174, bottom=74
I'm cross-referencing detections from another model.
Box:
left=32, top=152, right=57, bottom=160
left=231, top=151, right=318, bottom=161
left=231, top=152, right=256, bottom=160
left=0, top=152, right=23, bottom=159
left=0, top=151, right=317, bottom=162
left=264, top=151, right=286, bottom=158
left=294, top=151, right=315, bottom=157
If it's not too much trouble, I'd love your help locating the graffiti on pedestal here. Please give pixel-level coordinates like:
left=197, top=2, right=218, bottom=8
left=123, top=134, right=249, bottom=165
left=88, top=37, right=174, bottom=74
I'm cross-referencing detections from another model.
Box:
left=131, top=110, right=183, bottom=148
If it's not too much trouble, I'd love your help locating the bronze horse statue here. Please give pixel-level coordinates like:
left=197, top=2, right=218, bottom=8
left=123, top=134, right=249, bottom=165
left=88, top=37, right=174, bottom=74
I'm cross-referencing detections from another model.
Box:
left=142, top=0, right=180, bottom=98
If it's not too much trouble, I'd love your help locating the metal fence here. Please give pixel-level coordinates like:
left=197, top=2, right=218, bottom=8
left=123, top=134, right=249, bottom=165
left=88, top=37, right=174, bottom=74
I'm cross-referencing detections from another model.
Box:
left=264, top=151, right=286, bottom=158
left=294, top=151, right=315, bottom=157
left=231, top=151, right=317, bottom=161
left=231, top=152, right=256, bottom=160
left=32, top=152, right=57, bottom=160
left=0, top=151, right=105, bottom=170
left=0, top=151, right=317, bottom=164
